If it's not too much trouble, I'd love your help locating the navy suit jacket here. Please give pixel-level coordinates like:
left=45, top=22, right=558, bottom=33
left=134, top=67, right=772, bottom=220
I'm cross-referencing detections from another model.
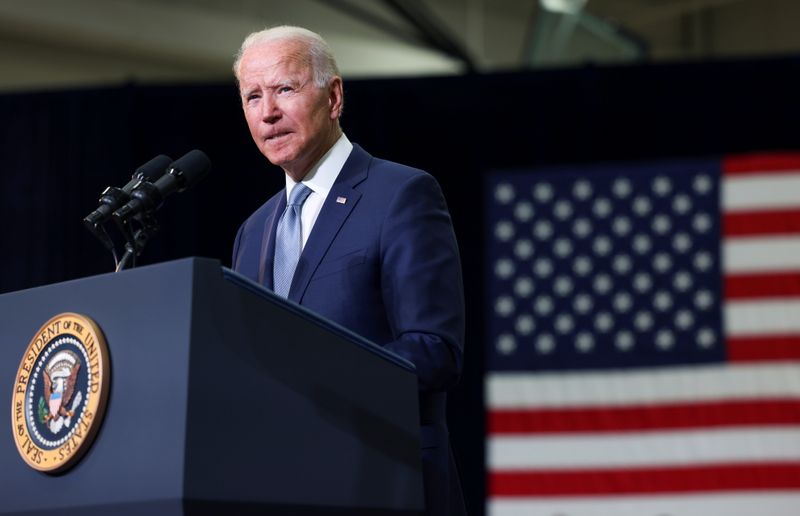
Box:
left=232, top=144, right=466, bottom=515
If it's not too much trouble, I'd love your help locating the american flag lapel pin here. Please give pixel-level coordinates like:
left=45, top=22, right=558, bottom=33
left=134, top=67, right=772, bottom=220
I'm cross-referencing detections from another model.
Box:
left=336, top=196, right=347, bottom=204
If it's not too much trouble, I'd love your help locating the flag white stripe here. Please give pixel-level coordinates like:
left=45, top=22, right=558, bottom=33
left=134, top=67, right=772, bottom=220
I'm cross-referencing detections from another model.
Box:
left=722, top=173, right=800, bottom=212
left=489, top=493, right=800, bottom=516
left=486, top=364, right=800, bottom=408
left=725, top=299, right=800, bottom=336
left=488, top=427, right=800, bottom=469
left=723, top=236, right=800, bottom=273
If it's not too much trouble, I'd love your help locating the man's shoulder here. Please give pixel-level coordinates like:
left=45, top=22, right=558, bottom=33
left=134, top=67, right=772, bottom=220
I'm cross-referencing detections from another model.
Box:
left=357, top=147, right=433, bottom=187
left=371, top=155, right=425, bottom=176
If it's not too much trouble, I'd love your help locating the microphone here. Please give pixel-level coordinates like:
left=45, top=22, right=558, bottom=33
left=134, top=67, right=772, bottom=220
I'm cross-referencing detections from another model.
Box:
left=112, top=149, right=211, bottom=222
left=83, top=154, right=172, bottom=229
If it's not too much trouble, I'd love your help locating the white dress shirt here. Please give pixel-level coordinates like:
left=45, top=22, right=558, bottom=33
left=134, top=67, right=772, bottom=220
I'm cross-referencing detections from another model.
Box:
left=284, top=133, right=353, bottom=249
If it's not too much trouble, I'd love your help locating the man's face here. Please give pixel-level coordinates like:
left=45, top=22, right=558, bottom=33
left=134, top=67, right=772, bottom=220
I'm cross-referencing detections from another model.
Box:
left=238, top=39, right=342, bottom=180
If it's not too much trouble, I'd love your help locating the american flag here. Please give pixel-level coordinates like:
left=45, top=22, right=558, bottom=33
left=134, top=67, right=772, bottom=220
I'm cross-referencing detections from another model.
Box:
left=485, top=153, right=800, bottom=516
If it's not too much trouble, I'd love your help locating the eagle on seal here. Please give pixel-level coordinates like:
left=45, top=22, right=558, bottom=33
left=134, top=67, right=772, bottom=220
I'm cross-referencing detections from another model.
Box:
left=43, top=361, right=80, bottom=422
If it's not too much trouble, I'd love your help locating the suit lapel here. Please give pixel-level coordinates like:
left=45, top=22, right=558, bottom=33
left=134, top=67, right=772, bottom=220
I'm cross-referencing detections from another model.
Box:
left=288, top=145, right=371, bottom=303
left=257, top=192, right=286, bottom=288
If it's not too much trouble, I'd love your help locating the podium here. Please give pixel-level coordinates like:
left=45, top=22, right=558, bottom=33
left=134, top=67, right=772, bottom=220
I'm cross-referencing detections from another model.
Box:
left=0, top=258, right=424, bottom=515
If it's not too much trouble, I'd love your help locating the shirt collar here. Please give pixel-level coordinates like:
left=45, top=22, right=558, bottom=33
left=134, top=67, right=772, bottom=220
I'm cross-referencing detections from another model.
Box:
left=284, top=133, right=353, bottom=200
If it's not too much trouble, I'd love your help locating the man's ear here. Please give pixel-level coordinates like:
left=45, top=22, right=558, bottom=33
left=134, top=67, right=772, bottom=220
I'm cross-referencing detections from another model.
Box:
left=328, top=76, right=344, bottom=119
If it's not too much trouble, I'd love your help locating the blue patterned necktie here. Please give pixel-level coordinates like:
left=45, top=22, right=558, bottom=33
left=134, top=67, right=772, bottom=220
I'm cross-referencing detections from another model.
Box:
left=273, top=183, right=312, bottom=298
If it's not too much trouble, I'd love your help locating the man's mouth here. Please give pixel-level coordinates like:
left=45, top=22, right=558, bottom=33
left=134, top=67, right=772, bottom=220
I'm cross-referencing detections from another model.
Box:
left=266, top=132, right=290, bottom=141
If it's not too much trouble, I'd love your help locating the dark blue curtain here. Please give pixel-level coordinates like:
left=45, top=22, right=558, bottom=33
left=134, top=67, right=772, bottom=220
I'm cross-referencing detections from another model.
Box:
left=3, top=56, right=800, bottom=515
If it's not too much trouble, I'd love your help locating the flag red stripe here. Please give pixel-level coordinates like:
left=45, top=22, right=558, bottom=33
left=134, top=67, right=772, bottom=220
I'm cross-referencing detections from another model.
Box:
left=489, top=463, right=800, bottom=496
left=724, top=153, right=800, bottom=175
left=723, top=210, right=800, bottom=237
left=489, top=399, right=800, bottom=434
left=725, top=272, right=800, bottom=299
left=728, top=334, right=800, bottom=362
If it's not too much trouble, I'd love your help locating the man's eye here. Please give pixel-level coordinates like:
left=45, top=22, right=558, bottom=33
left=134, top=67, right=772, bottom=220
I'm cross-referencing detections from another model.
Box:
left=278, top=86, right=293, bottom=94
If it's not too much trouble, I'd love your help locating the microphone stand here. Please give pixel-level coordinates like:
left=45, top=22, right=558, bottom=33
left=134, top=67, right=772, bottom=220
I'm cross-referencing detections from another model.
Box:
left=84, top=219, right=121, bottom=271
left=114, top=212, right=160, bottom=272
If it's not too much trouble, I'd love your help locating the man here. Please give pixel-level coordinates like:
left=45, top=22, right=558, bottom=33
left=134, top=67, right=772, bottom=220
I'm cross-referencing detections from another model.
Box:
left=231, top=26, right=466, bottom=515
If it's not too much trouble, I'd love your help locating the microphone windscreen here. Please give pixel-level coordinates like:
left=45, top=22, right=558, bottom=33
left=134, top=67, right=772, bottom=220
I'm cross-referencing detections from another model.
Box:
left=135, top=154, right=173, bottom=181
left=169, top=149, right=211, bottom=188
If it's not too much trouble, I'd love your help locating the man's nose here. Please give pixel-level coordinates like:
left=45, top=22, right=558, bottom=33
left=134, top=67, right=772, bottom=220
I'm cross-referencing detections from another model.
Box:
left=261, top=95, right=281, bottom=123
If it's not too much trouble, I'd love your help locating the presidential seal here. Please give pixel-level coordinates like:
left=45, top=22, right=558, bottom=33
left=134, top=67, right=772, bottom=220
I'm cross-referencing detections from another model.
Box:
left=11, top=313, right=110, bottom=473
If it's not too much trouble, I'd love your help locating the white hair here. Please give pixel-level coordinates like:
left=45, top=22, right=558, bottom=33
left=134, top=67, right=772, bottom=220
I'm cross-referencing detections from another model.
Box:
left=233, top=25, right=340, bottom=88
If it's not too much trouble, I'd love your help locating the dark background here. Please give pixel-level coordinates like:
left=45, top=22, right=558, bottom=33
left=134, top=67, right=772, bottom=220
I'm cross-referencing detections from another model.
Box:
left=2, top=56, right=799, bottom=515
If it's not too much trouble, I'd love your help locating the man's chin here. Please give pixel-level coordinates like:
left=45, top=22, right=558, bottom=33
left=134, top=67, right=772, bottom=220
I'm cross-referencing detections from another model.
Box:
left=262, top=152, right=304, bottom=176
left=261, top=147, right=296, bottom=167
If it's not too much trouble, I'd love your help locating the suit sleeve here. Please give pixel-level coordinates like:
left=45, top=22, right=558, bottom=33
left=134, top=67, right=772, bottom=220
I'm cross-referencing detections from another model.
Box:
left=231, top=220, right=245, bottom=270
left=379, top=172, right=465, bottom=392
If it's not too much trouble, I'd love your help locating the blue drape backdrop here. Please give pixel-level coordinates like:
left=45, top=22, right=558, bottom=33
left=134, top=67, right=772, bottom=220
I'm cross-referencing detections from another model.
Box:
left=2, top=56, right=800, bottom=515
